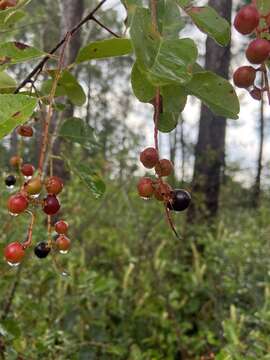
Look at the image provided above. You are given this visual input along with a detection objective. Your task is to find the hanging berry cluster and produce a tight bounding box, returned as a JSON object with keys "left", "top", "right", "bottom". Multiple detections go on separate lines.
{"left": 3, "top": 35, "right": 72, "bottom": 269}
{"left": 137, "top": 92, "right": 191, "bottom": 238}
{"left": 233, "top": 3, "right": 270, "bottom": 103}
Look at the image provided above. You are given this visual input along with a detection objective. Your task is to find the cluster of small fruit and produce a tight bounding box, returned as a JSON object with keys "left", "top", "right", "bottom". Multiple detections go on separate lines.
{"left": 233, "top": 3, "right": 270, "bottom": 100}
{"left": 137, "top": 147, "right": 191, "bottom": 213}
{"left": 3, "top": 125, "right": 71, "bottom": 267}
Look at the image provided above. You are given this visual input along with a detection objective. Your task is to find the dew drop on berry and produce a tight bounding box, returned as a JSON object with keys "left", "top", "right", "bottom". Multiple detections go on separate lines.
{"left": 7, "top": 261, "right": 20, "bottom": 267}
{"left": 61, "top": 271, "right": 70, "bottom": 277}
{"left": 29, "top": 193, "right": 40, "bottom": 199}
{"left": 59, "top": 249, "right": 69, "bottom": 255}
{"left": 9, "top": 211, "right": 18, "bottom": 217}
{"left": 6, "top": 185, "right": 15, "bottom": 190}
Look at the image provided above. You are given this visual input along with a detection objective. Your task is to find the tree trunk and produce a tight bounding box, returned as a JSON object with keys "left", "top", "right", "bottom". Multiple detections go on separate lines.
{"left": 252, "top": 96, "right": 265, "bottom": 207}
{"left": 188, "top": 0, "right": 232, "bottom": 222}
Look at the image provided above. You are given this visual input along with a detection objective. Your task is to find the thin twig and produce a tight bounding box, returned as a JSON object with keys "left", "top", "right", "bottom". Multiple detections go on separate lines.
{"left": 91, "top": 15, "right": 120, "bottom": 38}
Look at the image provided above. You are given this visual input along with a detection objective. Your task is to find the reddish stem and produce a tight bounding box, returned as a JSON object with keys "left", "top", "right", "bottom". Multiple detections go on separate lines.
{"left": 23, "top": 211, "right": 35, "bottom": 249}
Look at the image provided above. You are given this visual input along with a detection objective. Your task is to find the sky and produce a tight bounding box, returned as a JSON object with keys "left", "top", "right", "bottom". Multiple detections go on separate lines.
{"left": 104, "top": 0, "right": 270, "bottom": 187}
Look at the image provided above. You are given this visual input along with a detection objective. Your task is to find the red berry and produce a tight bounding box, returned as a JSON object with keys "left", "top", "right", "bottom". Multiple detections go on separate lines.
{"left": 154, "top": 182, "right": 172, "bottom": 201}
{"left": 233, "top": 66, "right": 256, "bottom": 88}
{"left": 9, "top": 155, "right": 22, "bottom": 167}
{"left": 140, "top": 147, "right": 159, "bottom": 169}
{"left": 234, "top": 5, "right": 260, "bottom": 35}
{"left": 137, "top": 177, "right": 154, "bottom": 198}
{"left": 155, "top": 159, "right": 173, "bottom": 177}
{"left": 250, "top": 87, "right": 262, "bottom": 100}
{"left": 4, "top": 242, "right": 25, "bottom": 264}
{"left": 21, "top": 163, "right": 35, "bottom": 177}
{"left": 45, "top": 176, "right": 63, "bottom": 195}
{"left": 56, "top": 235, "right": 71, "bottom": 252}
{"left": 246, "top": 39, "right": 270, "bottom": 64}
{"left": 0, "top": 0, "right": 17, "bottom": 10}
{"left": 8, "top": 193, "right": 28, "bottom": 214}
{"left": 43, "top": 195, "right": 60, "bottom": 215}
{"left": 17, "top": 125, "right": 33, "bottom": 137}
{"left": 55, "top": 220, "right": 69, "bottom": 234}
{"left": 25, "top": 176, "right": 42, "bottom": 195}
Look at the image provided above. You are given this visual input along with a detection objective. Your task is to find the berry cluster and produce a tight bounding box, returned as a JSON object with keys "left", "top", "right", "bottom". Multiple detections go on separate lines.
{"left": 137, "top": 147, "right": 191, "bottom": 222}
{"left": 233, "top": 4, "right": 270, "bottom": 101}
{"left": 4, "top": 125, "right": 71, "bottom": 267}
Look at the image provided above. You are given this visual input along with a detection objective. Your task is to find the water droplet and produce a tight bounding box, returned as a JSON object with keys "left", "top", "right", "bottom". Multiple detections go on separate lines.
{"left": 24, "top": 175, "right": 32, "bottom": 181}
{"left": 59, "top": 250, "right": 69, "bottom": 255}
{"left": 6, "top": 185, "right": 14, "bottom": 190}
{"left": 9, "top": 211, "right": 18, "bottom": 217}
{"left": 140, "top": 196, "right": 150, "bottom": 201}
{"left": 7, "top": 261, "right": 20, "bottom": 267}
{"left": 61, "top": 271, "right": 70, "bottom": 277}
{"left": 30, "top": 193, "right": 40, "bottom": 199}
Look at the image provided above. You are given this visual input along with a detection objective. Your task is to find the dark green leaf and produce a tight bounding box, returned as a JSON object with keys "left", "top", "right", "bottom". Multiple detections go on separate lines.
{"left": 0, "top": 42, "right": 45, "bottom": 66}
{"left": 131, "top": 61, "right": 155, "bottom": 102}
{"left": 157, "top": 0, "right": 185, "bottom": 39}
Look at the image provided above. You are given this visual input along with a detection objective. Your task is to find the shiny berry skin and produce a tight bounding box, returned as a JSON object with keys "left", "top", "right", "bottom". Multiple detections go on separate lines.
{"left": 21, "top": 163, "right": 35, "bottom": 177}
{"left": 234, "top": 5, "right": 260, "bottom": 35}
{"left": 246, "top": 39, "right": 270, "bottom": 64}
{"left": 17, "top": 125, "right": 33, "bottom": 137}
{"left": 154, "top": 182, "right": 172, "bottom": 201}
{"left": 250, "top": 87, "right": 262, "bottom": 100}
{"left": 137, "top": 177, "right": 154, "bottom": 198}
{"left": 155, "top": 159, "right": 173, "bottom": 177}
{"left": 25, "top": 176, "right": 42, "bottom": 195}
{"left": 34, "top": 242, "right": 51, "bottom": 259}
{"left": 5, "top": 175, "right": 16, "bottom": 187}
{"left": 0, "top": 0, "right": 17, "bottom": 10}
{"left": 9, "top": 155, "right": 22, "bottom": 167}
{"left": 55, "top": 220, "right": 69, "bottom": 234}
{"left": 56, "top": 235, "right": 71, "bottom": 252}
{"left": 4, "top": 242, "right": 25, "bottom": 264}
{"left": 167, "top": 189, "right": 191, "bottom": 212}
{"left": 140, "top": 147, "right": 159, "bottom": 169}
{"left": 8, "top": 193, "right": 28, "bottom": 214}
{"left": 43, "top": 195, "right": 60, "bottom": 215}
{"left": 233, "top": 66, "right": 256, "bottom": 88}
{"left": 45, "top": 176, "right": 63, "bottom": 195}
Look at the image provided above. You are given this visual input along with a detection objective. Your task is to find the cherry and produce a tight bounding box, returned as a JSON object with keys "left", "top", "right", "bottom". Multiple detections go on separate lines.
{"left": 234, "top": 5, "right": 260, "bottom": 35}
{"left": 9, "top": 155, "right": 22, "bottom": 167}
{"left": 246, "top": 39, "right": 270, "bottom": 64}
{"left": 250, "top": 87, "right": 262, "bottom": 100}
{"left": 43, "top": 194, "right": 60, "bottom": 215}
{"left": 154, "top": 182, "right": 172, "bottom": 201}
{"left": 155, "top": 159, "right": 173, "bottom": 177}
{"left": 233, "top": 66, "right": 256, "bottom": 88}
{"left": 25, "top": 176, "right": 42, "bottom": 195}
{"left": 0, "top": 0, "right": 17, "bottom": 10}
{"left": 34, "top": 242, "right": 51, "bottom": 259}
{"left": 4, "top": 242, "right": 25, "bottom": 265}
{"left": 55, "top": 220, "right": 69, "bottom": 234}
{"left": 8, "top": 193, "right": 28, "bottom": 214}
{"left": 45, "top": 176, "right": 63, "bottom": 195}
{"left": 17, "top": 125, "right": 33, "bottom": 137}
{"left": 5, "top": 174, "right": 16, "bottom": 187}
{"left": 137, "top": 177, "right": 154, "bottom": 198}
{"left": 56, "top": 235, "right": 71, "bottom": 253}
{"left": 140, "top": 147, "right": 159, "bottom": 169}
{"left": 167, "top": 189, "right": 191, "bottom": 212}
{"left": 21, "top": 163, "right": 35, "bottom": 177}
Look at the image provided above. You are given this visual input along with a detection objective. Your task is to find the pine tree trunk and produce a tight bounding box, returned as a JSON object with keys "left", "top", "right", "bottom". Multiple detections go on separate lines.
{"left": 188, "top": 0, "right": 232, "bottom": 222}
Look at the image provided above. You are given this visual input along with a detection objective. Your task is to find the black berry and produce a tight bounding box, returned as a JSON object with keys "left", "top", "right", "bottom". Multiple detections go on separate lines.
{"left": 5, "top": 175, "right": 16, "bottom": 187}
{"left": 34, "top": 242, "right": 51, "bottom": 259}
{"left": 167, "top": 189, "right": 191, "bottom": 212}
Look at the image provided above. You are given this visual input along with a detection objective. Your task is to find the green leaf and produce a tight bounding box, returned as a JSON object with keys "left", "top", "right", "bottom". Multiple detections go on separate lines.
{"left": 0, "top": 0, "right": 31, "bottom": 27}
{"left": 174, "top": 0, "right": 191, "bottom": 7}
{"left": 0, "top": 94, "right": 37, "bottom": 139}
{"left": 257, "top": 0, "right": 270, "bottom": 15}
{"left": 4, "top": 10, "right": 26, "bottom": 27}
{"left": 0, "top": 42, "right": 45, "bottom": 66}
{"left": 131, "top": 61, "right": 155, "bottom": 102}
{"left": 185, "top": 71, "right": 239, "bottom": 119}
{"left": 130, "top": 7, "right": 197, "bottom": 86}
{"left": 186, "top": 6, "right": 230, "bottom": 46}
{"left": 0, "top": 71, "right": 16, "bottom": 92}
{"left": 66, "top": 159, "right": 106, "bottom": 199}
{"left": 157, "top": 0, "right": 185, "bottom": 39}
{"left": 76, "top": 38, "right": 133, "bottom": 63}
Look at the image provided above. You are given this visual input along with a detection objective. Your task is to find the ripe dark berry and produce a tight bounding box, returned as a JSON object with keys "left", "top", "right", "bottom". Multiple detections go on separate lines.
{"left": 55, "top": 220, "right": 69, "bottom": 234}
{"left": 137, "top": 177, "right": 154, "bottom": 198}
{"left": 5, "top": 175, "right": 16, "bottom": 187}
{"left": 8, "top": 193, "right": 28, "bottom": 214}
{"left": 140, "top": 147, "right": 159, "bottom": 169}
{"left": 155, "top": 159, "right": 173, "bottom": 177}
{"left": 21, "top": 163, "right": 35, "bottom": 177}
{"left": 250, "top": 87, "right": 262, "bottom": 100}
{"left": 234, "top": 5, "right": 260, "bottom": 35}
{"left": 233, "top": 66, "right": 256, "bottom": 88}
{"left": 34, "top": 242, "right": 51, "bottom": 259}
{"left": 17, "top": 125, "right": 33, "bottom": 137}
{"left": 43, "top": 194, "right": 60, "bottom": 215}
{"left": 25, "top": 176, "right": 42, "bottom": 195}
{"left": 167, "top": 189, "right": 191, "bottom": 212}
{"left": 4, "top": 242, "right": 25, "bottom": 265}
{"left": 9, "top": 155, "right": 22, "bottom": 167}
{"left": 246, "top": 39, "right": 270, "bottom": 64}
{"left": 154, "top": 182, "right": 172, "bottom": 201}
{"left": 56, "top": 235, "right": 71, "bottom": 253}
{"left": 45, "top": 176, "right": 63, "bottom": 195}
